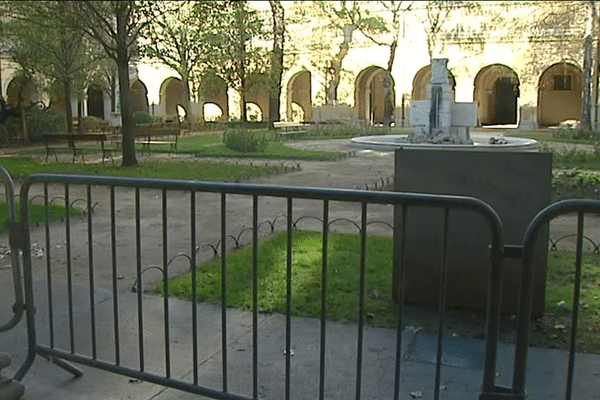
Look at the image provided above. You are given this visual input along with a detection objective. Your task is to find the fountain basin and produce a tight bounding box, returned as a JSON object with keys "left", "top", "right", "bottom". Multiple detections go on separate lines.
{"left": 350, "top": 134, "right": 539, "bottom": 152}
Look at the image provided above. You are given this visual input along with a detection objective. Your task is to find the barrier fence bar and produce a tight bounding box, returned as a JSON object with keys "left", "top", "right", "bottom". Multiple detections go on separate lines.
{"left": 221, "top": 192, "right": 228, "bottom": 392}
{"left": 11, "top": 172, "right": 508, "bottom": 400}
{"left": 319, "top": 200, "right": 329, "bottom": 400}
{"left": 65, "top": 184, "right": 75, "bottom": 354}
{"left": 162, "top": 189, "right": 171, "bottom": 379}
{"left": 355, "top": 202, "right": 367, "bottom": 400}
{"left": 110, "top": 186, "right": 121, "bottom": 366}
{"left": 512, "top": 199, "right": 600, "bottom": 399}
{"left": 394, "top": 204, "right": 408, "bottom": 400}
{"left": 135, "top": 188, "right": 145, "bottom": 372}
{"left": 565, "top": 212, "right": 584, "bottom": 400}
{"left": 434, "top": 209, "right": 450, "bottom": 400}
{"left": 285, "top": 197, "right": 293, "bottom": 400}
{"left": 0, "top": 167, "right": 24, "bottom": 333}
{"left": 252, "top": 195, "right": 259, "bottom": 400}
{"left": 45, "top": 184, "right": 55, "bottom": 349}
{"left": 190, "top": 191, "right": 199, "bottom": 385}
{"left": 87, "top": 184, "right": 97, "bottom": 360}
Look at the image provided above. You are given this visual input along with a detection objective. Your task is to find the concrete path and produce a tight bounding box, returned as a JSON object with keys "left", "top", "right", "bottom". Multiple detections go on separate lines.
{"left": 1, "top": 138, "right": 600, "bottom": 399}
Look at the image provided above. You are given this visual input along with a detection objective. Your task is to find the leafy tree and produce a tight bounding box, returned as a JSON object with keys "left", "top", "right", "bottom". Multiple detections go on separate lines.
{"left": 203, "top": 0, "right": 268, "bottom": 122}
{"left": 139, "top": 1, "right": 225, "bottom": 123}
{"left": 3, "top": 1, "right": 107, "bottom": 139}
{"left": 347, "top": 1, "right": 413, "bottom": 125}
{"left": 268, "top": 0, "right": 285, "bottom": 128}
{"left": 63, "top": 1, "right": 165, "bottom": 167}
{"left": 300, "top": 1, "right": 360, "bottom": 105}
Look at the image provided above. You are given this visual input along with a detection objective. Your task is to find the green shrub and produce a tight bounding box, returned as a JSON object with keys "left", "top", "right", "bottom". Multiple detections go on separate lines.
{"left": 133, "top": 111, "right": 157, "bottom": 126}
{"left": 223, "top": 127, "right": 269, "bottom": 152}
{"left": 25, "top": 107, "right": 67, "bottom": 141}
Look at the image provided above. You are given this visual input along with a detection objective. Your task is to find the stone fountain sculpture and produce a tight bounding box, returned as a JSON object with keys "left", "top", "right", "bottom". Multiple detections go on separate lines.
{"left": 409, "top": 58, "right": 477, "bottom": 144}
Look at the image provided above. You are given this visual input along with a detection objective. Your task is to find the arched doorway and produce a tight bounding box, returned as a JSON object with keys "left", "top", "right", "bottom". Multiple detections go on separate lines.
{"left": 538, "top": 62, "right": 582, "bottom": 127}
{"left": 287, "top": 71, "right": 312, "bottom": 123}
{"left": 290, "top": 102, "right": 304, "bottom": 123}
{"left": 355, "top": 66, "right": 394, "bottom": 125}
{"left": 411, "top": 64, "right": 456, "bottom": 100}
{"left": 87, "top": 87, "right": 105, "bottom": 119}
{"left": 473, "top": 64, "right": 520, "bottom": 125}
{"left": 246, "top": 102, "right": 263, "bottom": 122}
{"left": 246, "top": 75, "right": 269, "bottom": 121}
{"left": 6, "top": 77, "right": 33, "bottom": 106}
{"left": 203, "top": 103, "right": 224, "bottom": 122}
{"left": 131, "top": 79, "right": 149, "bottom": 114}
{"left": 199, "top": 73, "right": 229, "bottom": 122}
{"left": 161, "top": 77, "right": 186, "bottom": 117}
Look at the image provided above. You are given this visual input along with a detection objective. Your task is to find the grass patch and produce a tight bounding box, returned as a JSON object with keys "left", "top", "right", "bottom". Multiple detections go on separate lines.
{"left": 0, "top": 156, "right": 281, "bottom": 181}
{"left": 159, "top": 231, "right": 397, "bottom": 327}
{"left": 0, "top": 201, "right": 81, "bottom": 233}
{"left": 506, "top": 129, "right": 600, "bottom": 146}
{"left": 151, "top": 133, "right": 346, "bottom": 161}
{"left": 530, "top": 250, "right": 600, "bottom": 353}
{"left": 162, "top": 232, "right": 600, "bottom": 354}
{"left": 191, "top": 141, "right": 346, "bottom": 161}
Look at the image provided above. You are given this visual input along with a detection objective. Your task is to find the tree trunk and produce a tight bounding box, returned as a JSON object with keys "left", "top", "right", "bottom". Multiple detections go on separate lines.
{"left": 77, "top": 100, "right": 83, "bottom": 134}
{"left": 182, "top": 74, "right": 193, "bottom": 123}
{"left": 19, "top": 105, "right": 28, "bottom": 145}
{"left": 268, "top": 0, "right": 284, "bottom": 130}
{"left": 383, "top": 39, "right": 398, "bottom": 127}
{"left": 116, "top": 6, "right": 137, "bottom": 166}
{"left": 64, "top": 79, "right": 74, "bottom": 136}
{"left": 327, "top": 25, "right": 355, "bottom": 105}
{"left": 582, "top": 34, "right": 593, "bottom": 132}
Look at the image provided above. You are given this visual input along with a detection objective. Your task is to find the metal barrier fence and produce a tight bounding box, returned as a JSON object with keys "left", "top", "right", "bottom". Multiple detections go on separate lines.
{"left": 0, "top": 167, "right": 24, "bottom": 333}
{"left": 509, "top": 200, "right": 600, "bottom": 400}
{"left": 5, "top": 172, "right": 510, "bottom": 399}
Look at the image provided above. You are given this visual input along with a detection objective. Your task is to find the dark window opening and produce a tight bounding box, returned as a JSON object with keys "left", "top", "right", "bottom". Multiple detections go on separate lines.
{"left": 554, "top": 75, "right": 572, "bottom": 91}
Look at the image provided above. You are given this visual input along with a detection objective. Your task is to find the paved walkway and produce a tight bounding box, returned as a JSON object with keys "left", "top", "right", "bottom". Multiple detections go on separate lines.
{"left": 1, "top": 138, "right": 600, "bottom": 399}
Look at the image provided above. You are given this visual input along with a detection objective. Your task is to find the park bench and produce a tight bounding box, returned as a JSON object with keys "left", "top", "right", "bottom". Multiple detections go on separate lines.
{"left": 273, "top": 122, "right": 307, "bottom": 140}
{"left": 43, "top": 132, "right": 118, "bottom": 164}
{"left": 133, "top": 122, "right": 181, "bottom": 154}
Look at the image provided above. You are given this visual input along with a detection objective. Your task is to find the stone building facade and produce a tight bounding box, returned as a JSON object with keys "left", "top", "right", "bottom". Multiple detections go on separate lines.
{"left": 0, "top": 1, "right": 593, "bottom": 129}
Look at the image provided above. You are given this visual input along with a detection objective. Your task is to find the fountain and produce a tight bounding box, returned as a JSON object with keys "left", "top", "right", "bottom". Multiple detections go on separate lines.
{"left": 350, "top": 58, "right": 539, "bottom": 152}
{"left": 352, "top": 59, "right": 550, "bottom": 316}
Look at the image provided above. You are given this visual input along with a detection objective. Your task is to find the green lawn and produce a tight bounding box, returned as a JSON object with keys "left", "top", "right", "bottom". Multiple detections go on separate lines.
{"left": 506, "top": 129, "right": 600, "bottom": 146}
{"left": 0, "top": 201, "right": 81, "bottom": 233}
{"left": 159, "top": 231, "right": 398, "bottom": 327}
{"left": 0, "top": 156, "right": 282, "bottom": 181}
{"left": 160, "top": 231, "right": 600, "bottom": 353}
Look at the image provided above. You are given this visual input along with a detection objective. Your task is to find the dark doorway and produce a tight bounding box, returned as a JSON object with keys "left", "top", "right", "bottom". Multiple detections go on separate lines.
{"left": 492, "top": 77, "right": 518, "bottom": 124}
{"left": 87, "top": 88, "right": 104, "bottom": 119}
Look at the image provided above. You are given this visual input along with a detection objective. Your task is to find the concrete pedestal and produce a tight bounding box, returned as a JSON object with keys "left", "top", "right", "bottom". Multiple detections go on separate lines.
{"left": 393, "top": 149, "right": 552, "bottom": 317}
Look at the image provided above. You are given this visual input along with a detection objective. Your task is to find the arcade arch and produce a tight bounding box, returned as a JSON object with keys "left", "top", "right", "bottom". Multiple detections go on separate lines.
{"left": 411, "top": 64, "right": 455, "bottom": 100}
{"left": 473, "top": 64, "right": 520, "bottom": 125}
{"left": 203, "top": 103, "right": 224, "bottom": 122}
{"left": 355, "top": 66, "right": 394, "bottom": 125}
{"left": 161, "top": 77, "right": 186, "bottom": 117}
{"left": 6, "top": 77, "right": 33, "bottom": 106}
{"left": 287, "top": 71, "right": 312, "bottom": 123}
{"left": 131, "top": 79, "right": 149, "bottom": 114}
{"left": 200, "top": 75, "right": 229, "bottom": 122}
{"left": 290, "top": 102, "right": 305, "bottom": 123}
{"left": 87, "top": 87, "right": 105, "bottom": 119}
{"left": 246, "top": 102, "right": 263, "bottom": 122}
{"left": 538, "top": 62, "right": 582, "bottom": 127}
{"left": 246, "top": 78, "right": 269, "bottom": 122}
